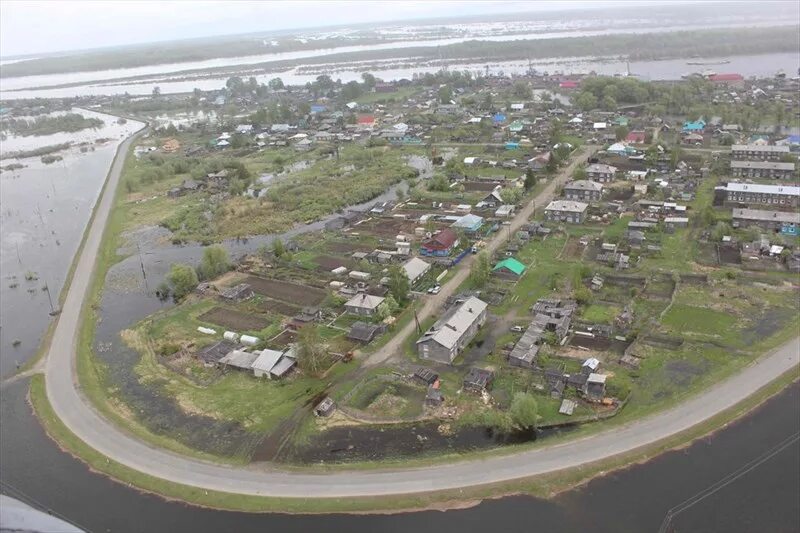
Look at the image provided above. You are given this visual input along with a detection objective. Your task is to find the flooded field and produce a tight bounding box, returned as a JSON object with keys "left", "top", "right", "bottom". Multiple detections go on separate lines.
{"left": 283, "top": 420, "right": 564, "bottom": 464}
{"left": 0, "top": 109, "right": 143, "bottom": 377}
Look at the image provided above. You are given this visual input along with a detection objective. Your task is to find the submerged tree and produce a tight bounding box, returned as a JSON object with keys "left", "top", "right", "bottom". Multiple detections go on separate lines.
{"left": 167, "top": 263, "right": 198, "bottom": 301}
{"left": 196, "top": 245, "right": 231, "bottom": 281}
{"left": 509, "top": 392, "right": 538, "bottom": 430}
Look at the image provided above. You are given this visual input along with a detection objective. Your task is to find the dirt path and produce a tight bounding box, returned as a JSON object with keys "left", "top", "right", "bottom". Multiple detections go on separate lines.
{"left": 362, "top": 145, "right": 597, "bottom": 367}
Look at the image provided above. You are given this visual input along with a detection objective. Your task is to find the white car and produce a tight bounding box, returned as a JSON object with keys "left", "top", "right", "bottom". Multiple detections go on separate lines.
{"left": 510, "top": 325, "right": 525, "bottom": 332}
{"left": 428, "top": 285, "right": 441, "bottom": 295}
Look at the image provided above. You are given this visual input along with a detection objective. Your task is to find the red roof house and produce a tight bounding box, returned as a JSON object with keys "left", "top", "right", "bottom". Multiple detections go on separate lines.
{"left": 708, "top": 73, "right": 744, "bottom": 87}
{"left": 559, "top": 80, "right": 580, "bottom": 89}
{"left": 625, "top": 130, "right": 647, "bottom": 144}
{"left": 420, "top": 228, "right": 459, "bottom": 256}
{"left": 357, "top": 114, "right": 376, "bottom": 126}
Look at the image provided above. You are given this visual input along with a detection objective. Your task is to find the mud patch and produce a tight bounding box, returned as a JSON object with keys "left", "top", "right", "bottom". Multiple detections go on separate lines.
{"left": 244, "top": 275, "right": 326, "bottom": 306}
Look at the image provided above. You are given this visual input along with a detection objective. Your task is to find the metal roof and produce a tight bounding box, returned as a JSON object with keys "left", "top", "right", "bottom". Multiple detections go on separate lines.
{"left": 345, "top": 293, "right": 385, "bottom": 310}
{"left": 402, "top": 257, "right": 431, "bottom": 281}
{"left": 493, "top": 257, "right": 526, "bottom": 275}
{"left": 730, "top": 160, "right": 795, "bottom": 170}
{"left": 732, "top": 208, "right": 800, "bottom": 224}
{"left": 545, "top": 200, "right": 589, "bottom": 213}
{"left": 251, "top": 349, "right": 283, "bottom": 373}
{"left": 566, "top": 179, "right": 604, "bottom": 191}
{"left": 417, "top": 296, "right": 487, "bottom": 350}
{"left": 726, "top": 182, "right": 800, "bottom": 196}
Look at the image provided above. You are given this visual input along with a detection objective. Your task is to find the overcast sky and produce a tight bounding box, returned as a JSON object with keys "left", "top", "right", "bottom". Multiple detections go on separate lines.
{"left": 0, "top": 0, "right": 621, "bottom": 57}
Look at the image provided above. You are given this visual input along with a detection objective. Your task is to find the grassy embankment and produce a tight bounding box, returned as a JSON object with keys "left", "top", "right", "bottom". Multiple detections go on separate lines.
{"left": 29, "top": 365, "right": 799, "bottom": 513}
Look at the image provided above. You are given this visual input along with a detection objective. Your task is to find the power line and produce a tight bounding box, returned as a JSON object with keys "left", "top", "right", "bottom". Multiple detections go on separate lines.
{"left": 0, "top": 479, "right": 91, "bottom": 532}
{"left": 657, "top": 431, "right": 800, "bottom": 533}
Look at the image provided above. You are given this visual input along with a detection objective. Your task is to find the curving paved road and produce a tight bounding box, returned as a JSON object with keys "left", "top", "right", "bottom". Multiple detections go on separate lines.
{"left": 44, "top": 129, "right": 799, "bottom": 498}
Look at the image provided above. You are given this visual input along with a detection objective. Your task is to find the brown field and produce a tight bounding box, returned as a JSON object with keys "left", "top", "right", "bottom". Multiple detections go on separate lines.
{"left": 326, "top": 241, "right": 373, "bottom": 254}
{"left": 259, "top": 298, "right": 301, "bottom": 317}
{"left": 353, "top": 217, "right": 418, "bottom": 238}
{"left": 198, "top": 307, "right": 269, "bottom": 331}
{"left": 244, "top": 276, "right": 326, "bottom": 306}
{"left": 314, "top": 254, "right": 351, "bottom": 271}
{"left": 463, "top": 181, "right": 501, "bottom": 192}
{"left": 560, "top": 237, "right": 584, "bottom": 260}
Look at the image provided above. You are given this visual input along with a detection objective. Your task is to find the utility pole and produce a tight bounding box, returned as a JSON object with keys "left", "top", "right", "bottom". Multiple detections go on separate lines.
{"left": 137, "top": 243, "right": 149, "bottom": 292}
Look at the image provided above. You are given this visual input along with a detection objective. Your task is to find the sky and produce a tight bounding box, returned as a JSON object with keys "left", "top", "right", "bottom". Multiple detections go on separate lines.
{"left": 0, "top": 0, "right": 619, "bottom": 58}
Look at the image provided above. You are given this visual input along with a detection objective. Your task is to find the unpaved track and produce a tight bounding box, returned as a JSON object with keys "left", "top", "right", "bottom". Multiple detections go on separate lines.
{"left": 43, "top": 133, "right": 799, "bottom": 498}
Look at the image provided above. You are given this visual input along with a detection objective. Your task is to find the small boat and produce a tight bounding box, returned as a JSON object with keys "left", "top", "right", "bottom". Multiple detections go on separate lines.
{"left": 686, "top": 59, "right": 731, "bottom": 66}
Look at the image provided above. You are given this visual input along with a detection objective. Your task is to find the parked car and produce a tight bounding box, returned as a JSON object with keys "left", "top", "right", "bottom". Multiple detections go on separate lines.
{"left": 428, "top": 285, "right": 441, "bottom": 295}
{"left": 510, "top": 325, "right": 525, "bottom": 332}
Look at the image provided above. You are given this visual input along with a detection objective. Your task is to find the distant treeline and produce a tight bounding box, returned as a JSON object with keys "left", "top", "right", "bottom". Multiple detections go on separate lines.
{"left": 0, "top": 142, "right": 71, "bottom": 160}
{"left": 3, "top": 24, "right": 798, "bottom": 83}
{"left": 0, "top": 113, "right": 103, "bottom": 137}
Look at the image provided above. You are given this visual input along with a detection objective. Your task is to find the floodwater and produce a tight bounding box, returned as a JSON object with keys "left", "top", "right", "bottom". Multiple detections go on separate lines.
{"left": 0, "top": 109, "right": 144, "bottom": 377}
{"left": 5, "top": 51, "right": 800, "bottom": 100}
{"left": 0, "top": 377, "right": 796, "bottom": 532}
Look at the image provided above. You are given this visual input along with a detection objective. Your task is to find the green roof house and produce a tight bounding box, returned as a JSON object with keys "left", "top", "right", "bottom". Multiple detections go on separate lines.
{"left": 493, "top": 257, "right": 526, "bottom": 278}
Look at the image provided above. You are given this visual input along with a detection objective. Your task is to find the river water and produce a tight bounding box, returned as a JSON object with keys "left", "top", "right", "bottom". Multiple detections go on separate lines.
{"left": 1, "top": 377, "right": 797, "bottom": 532}
{"left": 0, "top": 110, "right": 144, "bottom": 378}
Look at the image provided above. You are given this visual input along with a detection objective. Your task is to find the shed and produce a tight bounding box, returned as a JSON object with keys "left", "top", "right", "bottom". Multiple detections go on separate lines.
{"left": 347, "top": 321, "right": 386, "bottom": 343}
{"left": 251, "top": 349, "right": 284, "bottom": 378}
{"left": 463, "top": 368, "right": 494, "bottom": 394}
{"left": 218, "top": 349, "right": 258, "bottom": 371}
{"left": 196, "top": 340, "right": 236, "bottom": 364}
{"left": 402, "top": 257, "right": 431, "bottom": 284}
{"left": 413, "top": 367, "right": 439, "bottom": 386}
{"left": 314, "top": 397, "right": 336, "bottom": 417}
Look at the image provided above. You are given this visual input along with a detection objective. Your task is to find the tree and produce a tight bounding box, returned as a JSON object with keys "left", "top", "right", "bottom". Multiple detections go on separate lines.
{"left": 226, "top": 76, "right": 244, "bottom": 94}
{"left": 511, "top": 80, "right": 532, "bottom": 99}
{"left": 615, "top": 125, "right": 629, "bottom": 141}
{"left": 524, "top": 168, "right": 537, "bottom": 191}
{"left": 575, "top": 91, "right": 598, "bottom": 111}
{"left": 268, "top": 77, "right": 284, "bottom": 90}
{"left": 438, "top": 85, "right": 453, "bottom": 104}
{"left": 151, "top": 86, "right": 161, "bottom": 96}
{"left": 572, "top": 166, "right": 587, "bottom": 180}
{"left": 601, "top": 94, "right": 617, "bottom": 111}
{"left": 383, "top": 294, "right": 400, "bottom": 314}
{"left": 509, "top": 392, "right": 538, "bottom": 430}
{"left": 574, "top": 286, "right": 593, "bottom": 305}
{"left": 469, "top": 252, "right": 491, "bottom": 288}
{"left": 712, "top": 221, "right": 731, "bottom": 241}
{"left": 427, "top": 174, "right": 450, "bottom": 192}
{"left": 340, "top": 80, "right": 362, "bottom": 100}
{"left": 361, "top": 72, "right": 376, "bottom": 90}
{"left": 272, "top": 238, "right": 285, "bottom": 258}
{"left": 500, "top": 187, "right": 522, "bottom": 204}
{"left": 197, "top": 245, "right": 231, "bottom": 280}
{"left": 296, "top": 325, "right": 328, "bottom": 376}
{"left": 387, "top": 265, "right": 410, "bottom": 305}
{"left": 166, "top": 263, "right": 198, "bottom": 301}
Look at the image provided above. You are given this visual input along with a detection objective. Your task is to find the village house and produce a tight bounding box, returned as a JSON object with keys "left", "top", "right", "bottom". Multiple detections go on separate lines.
{"left": 563, "top": 180, "right": 604, "bottom": 202}
{"left": 544, "top": 200, "right": 588, "bottom": 224}
{"left": 732, "top": 208, "right": 800, "bottom": 235}
{"left": 492, "top": 257, "right": 526, "bottom": 279}
{"left": 584, "top": 373, "right": 607, "bottom": 401}
{"left": 344, "top": 293, "right": 385, "bottom": 316}
{"left": 402, "top": 257, "right": 431, "bottom": 285}
{"left": 416, "top": 296, "right": 488, "bottom": 364}
{"left": 420, "top": 228, "right": 460, "bottom": 256}
{"left": 347, "top": 321, "right": 387, "bottom": 343}
{"left": 452, "top": 213, "right": 484, "bottom": 233}
{"left": 731, "top": 144, "right": 791, "bottom": 161}
{"left": 585, "top": 163, "right": 617, "bottom": 182}
{"left": 708, "top": 73, "right": 745, "bottom": 89}
{"left": 719, "top": 182, "right": 800, "bottom": 208}
{"left": 730, "top": 160, "right": 796, "bottom": 180}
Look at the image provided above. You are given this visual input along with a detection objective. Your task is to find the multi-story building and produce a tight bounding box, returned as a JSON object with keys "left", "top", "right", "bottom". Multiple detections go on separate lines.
{"left": 563, "top": 180, "right": 604, "bottom": 202}
{"left": 730, "top": 160, "right": 796, "bottom": 180}
{"left": 544, "top": 200, "right": 589, "bottom": 223}
{"left": 731, "top": 144, "right": 791, "bottom": 161}
{"left": 416, "top": 297, "right": 488, "bottom": 364}
{"left": 720, "top": 182, "right": 800, "bottom": 208}
{"left": 731, "top": 208, "right": 800, "bottom": 236}
{"left": 585, "top": 163, "right": 617, "bottom": 183}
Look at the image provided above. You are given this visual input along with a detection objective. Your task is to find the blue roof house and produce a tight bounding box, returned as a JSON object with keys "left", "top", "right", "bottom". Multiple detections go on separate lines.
{"left": 682, "top": 119, "right": 706, "bottom": 133}
{"left": 493, "top": 113, "right": 507, "bottom": 124}
{"left": 452, "top": 214, "right": 484, "bottom": 233}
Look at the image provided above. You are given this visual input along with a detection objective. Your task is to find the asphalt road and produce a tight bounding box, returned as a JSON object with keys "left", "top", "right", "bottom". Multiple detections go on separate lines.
{"left": 43, "top": 133, "right": 799, "bottom": 498}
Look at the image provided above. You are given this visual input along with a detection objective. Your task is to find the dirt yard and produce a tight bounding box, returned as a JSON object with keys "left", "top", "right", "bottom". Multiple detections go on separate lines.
{"left": 244, "top": 276, "right": 326, "bottom": 306}
{"left": 198, "top": 307, "right": 269, "bottom": 331}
